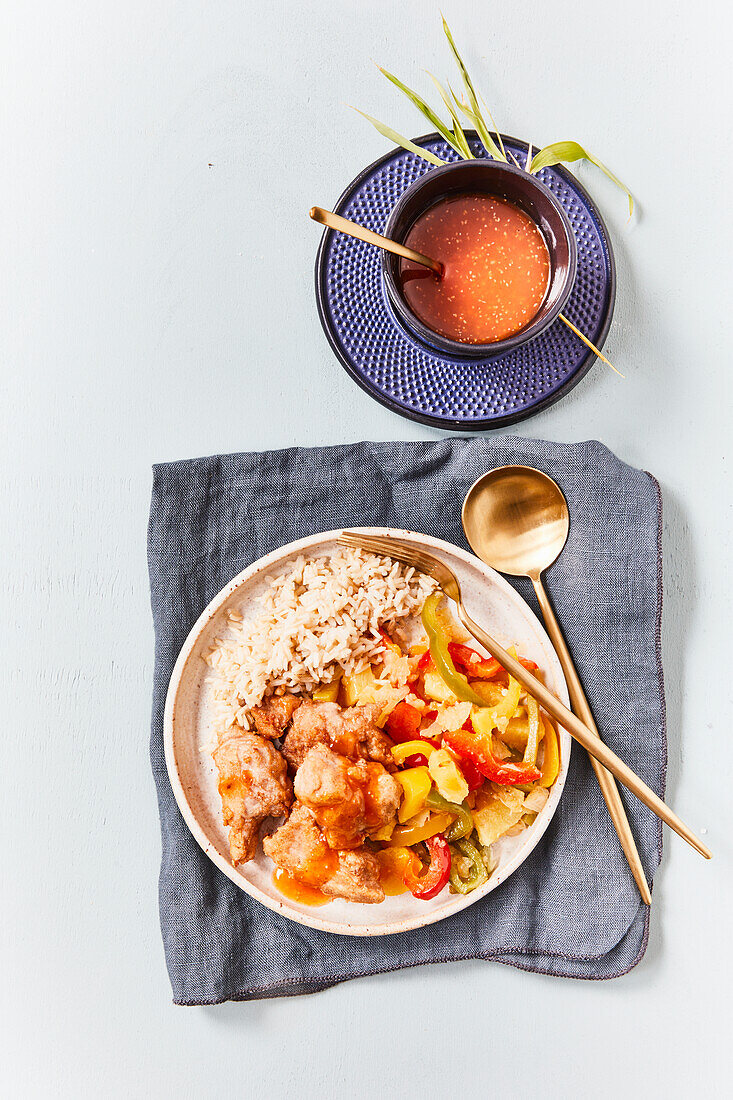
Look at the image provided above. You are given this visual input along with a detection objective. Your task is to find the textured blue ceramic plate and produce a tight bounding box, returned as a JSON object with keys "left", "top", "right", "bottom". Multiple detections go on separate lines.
{"left": 315, "top": 133, "right": 616, "bottom": 430}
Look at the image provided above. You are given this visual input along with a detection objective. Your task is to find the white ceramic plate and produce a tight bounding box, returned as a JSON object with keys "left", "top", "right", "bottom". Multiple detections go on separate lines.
{"left": 164, "top": 528, "right": 571, "bottom": 936}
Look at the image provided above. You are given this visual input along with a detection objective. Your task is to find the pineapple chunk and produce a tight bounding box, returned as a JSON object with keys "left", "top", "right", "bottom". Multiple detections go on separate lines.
{"left": 428, "top": 749, "right": 469, "bottom": 804}
{"left": 423, "top": 669, "right": 459, "bottom": 704}
{"left": 472, "top": 784, "right": 525, "bottom": 847}
{"left": 341, "top": 666, "right": 406, "bottom": 725}
{"left": 342, "top": 667, "right": 378, "bottom": 705}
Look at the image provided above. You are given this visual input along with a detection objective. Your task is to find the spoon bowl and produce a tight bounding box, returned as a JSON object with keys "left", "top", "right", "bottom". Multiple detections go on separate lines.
{"left": 462, "top": 465, "right": 569, "bottom": 580}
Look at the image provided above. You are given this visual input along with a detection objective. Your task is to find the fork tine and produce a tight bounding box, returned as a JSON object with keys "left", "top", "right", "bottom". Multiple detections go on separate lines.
{"left": 338, "top": 531, "right": 425, "bottom": 569}
{"left": 337, "top": 531, "right": 459, "bottom": 595}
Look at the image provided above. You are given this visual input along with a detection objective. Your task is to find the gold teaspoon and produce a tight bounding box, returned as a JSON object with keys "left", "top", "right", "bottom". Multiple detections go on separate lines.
{"left": 309, "top": 206, "right": 443, "bottom": 276}
{"left": 463, "top": 465, "right": 656, "bottom": 902}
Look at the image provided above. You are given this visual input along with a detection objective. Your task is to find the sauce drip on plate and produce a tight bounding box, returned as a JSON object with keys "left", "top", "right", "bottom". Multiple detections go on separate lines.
{"left": 273, "top": 868, "right": 332, "bottom": 906}
{"left": 399, "top": 193, "right": 550, "bottom": 344}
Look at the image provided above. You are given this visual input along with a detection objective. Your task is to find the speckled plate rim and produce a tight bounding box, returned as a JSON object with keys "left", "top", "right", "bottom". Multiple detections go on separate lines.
{"left": 164, "top": 527, "right": 571, "bottom": 938}
{"left": 315, "top": 132, "right": 616, "bottom": 431}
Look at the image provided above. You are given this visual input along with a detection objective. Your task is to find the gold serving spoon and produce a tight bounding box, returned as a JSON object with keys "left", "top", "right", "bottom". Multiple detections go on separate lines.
{"left": 338, "top": 530, "right": 711, "bottom": 860}
{"left": 309, "top": 206, "right": 443, "bottom": 276}
{"left": 462, "top": 465, "right": 652, "bottom": 903}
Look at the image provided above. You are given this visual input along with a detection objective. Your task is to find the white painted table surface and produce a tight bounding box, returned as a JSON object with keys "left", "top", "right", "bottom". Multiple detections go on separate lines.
{"left": 2, "top": 1, "right": 731, "bottom": 1096}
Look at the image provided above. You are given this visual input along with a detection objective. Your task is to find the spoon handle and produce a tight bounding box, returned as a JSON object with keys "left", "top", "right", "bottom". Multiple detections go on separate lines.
{"left": 456, "top": 602, "right": 712, "bottom": 860}
{"left": 530, "top": 576, "right": 652, "bottom": 904}
{"left": 309, "top": 206, "right": 443, "bottom": 276}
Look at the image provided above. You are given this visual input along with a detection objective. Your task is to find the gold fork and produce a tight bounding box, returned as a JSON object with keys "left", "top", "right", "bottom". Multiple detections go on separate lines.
{"left": 338, "top": 530, "right": 711, "bottom": 860}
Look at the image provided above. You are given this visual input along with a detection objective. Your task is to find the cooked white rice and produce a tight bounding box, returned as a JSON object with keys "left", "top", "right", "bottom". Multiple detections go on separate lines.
{"left": 205, "top": 547, "right": 435, "bottom": 740}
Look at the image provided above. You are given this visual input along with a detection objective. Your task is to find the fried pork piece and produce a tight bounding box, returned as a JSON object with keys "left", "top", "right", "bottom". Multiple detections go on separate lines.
{"left": 249, "top": 694, "right": 301, "bottom": 740}
{"left": 213, "top": 733, "right": 293, "bottom": 864}
{"left": 323, "top": 849, "right": 384, "bottom": 905}
{"left": 294, "top": 743, "right": 400, "bottom": 849}
{"left": 263, "top": 803, "right": 384, "bottom": 903}
{"left": 282, "top": 701, "right": 394, "bottom": 771}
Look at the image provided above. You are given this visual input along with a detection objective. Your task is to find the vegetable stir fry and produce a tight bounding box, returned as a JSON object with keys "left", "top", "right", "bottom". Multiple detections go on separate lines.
{"left": 345, "top": 592, "right": 561, "bottom": 900}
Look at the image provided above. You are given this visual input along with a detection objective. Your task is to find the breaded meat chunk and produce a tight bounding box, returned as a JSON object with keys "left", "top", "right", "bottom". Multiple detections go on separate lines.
{"left": 294, "top": 743, "right": 400, "bottom": 849}
{"left": 263, "top": 803, "right": 384, "bottom": 904}
{"left": 249, "top": 694, "right": 301, "bottom": 740}
{"left": 282, "top": 701, "right": 394, "bottom": 771}
{"left": 213, "top": 732, "right": 292, "bottom": 864}
{"left": 263, "top": 803, "right": 335, "bottom": 882}
{"left": 321, "top": 849, "right": 384, "bottom": 904}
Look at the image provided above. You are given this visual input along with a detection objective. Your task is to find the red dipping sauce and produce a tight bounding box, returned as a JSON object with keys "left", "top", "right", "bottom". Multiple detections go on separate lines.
{"left": 399, "top": 193, "right": 550, "bottom": 344}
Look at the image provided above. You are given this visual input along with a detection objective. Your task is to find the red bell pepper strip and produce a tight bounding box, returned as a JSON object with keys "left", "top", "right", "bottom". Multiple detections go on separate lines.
{"left": 448, "top": 643, "right": 502, "bottom": 680}
{"left": 448, "top": 643, "right": 538, "bottom": 681}
{"left": 385, "top": 700, "right": 422, "bottom": 743}
{"left": 409, "top": 651, "right": 433, "bottom": 702}
{"left": 403, "top": 834, "right": 452, "bottom": 900}
{"left": 444, "top": 726, "right": 541, "bottom": 786}
{"left": 385, "top": 702, "right": 441, "bottom": 763}
{"left": 404, "top": 752, "right": 429, "bottom": 768}
{"left": 456, "top": 724, "right": 486, "bottom": 791}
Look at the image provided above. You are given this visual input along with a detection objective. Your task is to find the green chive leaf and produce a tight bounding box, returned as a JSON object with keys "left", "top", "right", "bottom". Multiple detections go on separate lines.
{"left": 424, "top": 71, "right": 473, "bottom": 158}
{"left": 378, "top": 67, "right": 466, "bottom": 159}
{"left": 531, "top": 140, "right": 634, "bottom": 216}
{"left": 442, "top": 17, "right": 507, "bottom": 161}
{"left": 349, "top": 107, "right": 446, "bottom": 166}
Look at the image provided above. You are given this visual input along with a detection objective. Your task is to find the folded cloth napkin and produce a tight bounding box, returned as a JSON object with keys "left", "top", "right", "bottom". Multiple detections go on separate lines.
{"left": 148, "top": 438, "right": 666, "bottom": 1004}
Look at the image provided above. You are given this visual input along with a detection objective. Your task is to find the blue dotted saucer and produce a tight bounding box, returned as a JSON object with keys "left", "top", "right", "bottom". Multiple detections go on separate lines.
{"left": 315, "top": 133, "right": 616, "bottom": 430}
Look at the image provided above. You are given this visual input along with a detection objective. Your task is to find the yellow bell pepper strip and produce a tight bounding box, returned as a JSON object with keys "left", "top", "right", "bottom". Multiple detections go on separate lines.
{"left": 539, "top": 716, "right": 560, "bottom": 787}
{"left": 375, "top": 847, "right": 422, "bottom": 895}
{"left": 444, "top": 726, "right": 541, "bottom": 785}
{"left": 493, "top": 673, "right": 522, "bottom": 720}
{"left": 312, "top": 679, "right": 340, "bottom": 702}
{"left": 421, "top": 592, "right": 489, "bottom": 707}
{"left": 469, "top": 668, "right": 522, "bottom": 761}
{"left": 402, "top": 834, "right": 452, "bottom": 900}
{"left": 396, "top": 766, "right": 432, "bottom": 823}
{"left": 387, "top": 811, "right": 453, "bottom": 846}
{"left": 500, "top": 712, "right": 547, "bottom": 753}
{"left": 523, "top": 696, "right": 541, "bottom": 766}
{"left": 449, "top": 836, "right": 489, "bottom": 894}
{"left": 426, "top": 789, "right": 473, "bottom": 841}
{"left": 391, "top": 739, "right": 436, "bottom": 765}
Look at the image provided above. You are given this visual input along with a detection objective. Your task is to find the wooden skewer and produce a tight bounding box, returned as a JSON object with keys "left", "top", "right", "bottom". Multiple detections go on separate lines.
{"left": 559, "top": 313, "right": 624, "bottom": 377}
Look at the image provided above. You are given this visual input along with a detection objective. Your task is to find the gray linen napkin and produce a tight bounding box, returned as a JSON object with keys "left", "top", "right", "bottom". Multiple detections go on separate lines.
{"left": 148, "top": 438, "right": 665, "bottom": 1003}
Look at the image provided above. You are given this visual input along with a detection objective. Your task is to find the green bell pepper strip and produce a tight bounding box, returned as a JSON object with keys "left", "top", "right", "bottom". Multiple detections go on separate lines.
{"left": 425, "top": 789, "right": 473, "bottom": 842}
{"left": 449, "top": 836, "right": 489, "bottom": 895}
{"left": 421, "top": 592, "right": 489, "bottom": 707}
